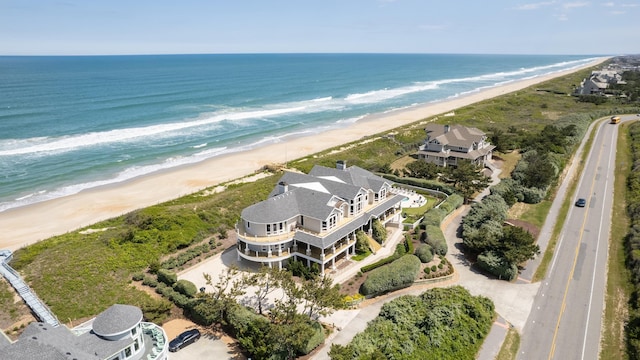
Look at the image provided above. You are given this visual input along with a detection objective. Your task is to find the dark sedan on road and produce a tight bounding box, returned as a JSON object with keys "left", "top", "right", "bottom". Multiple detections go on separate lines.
{"left": 575, "top": 198, "right": 586, "bottom": 207}
{"left": 169, "top": 328, "right": 201, "bottom": 352}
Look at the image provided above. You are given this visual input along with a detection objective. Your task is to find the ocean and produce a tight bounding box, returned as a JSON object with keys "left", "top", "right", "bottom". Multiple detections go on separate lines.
{"left": 0, "top": 53, "right": 598, "bottom": 212}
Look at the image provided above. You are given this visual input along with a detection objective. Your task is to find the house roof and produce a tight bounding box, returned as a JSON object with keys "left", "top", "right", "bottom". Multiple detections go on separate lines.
{"left": 92, "top": 304, "right": 142, "bottom": 337}
{"left": 293, "top": 194, "right": 404, "bottom": 249}
{"left": 424, "top": 124, "right": 487, "bottom": 148}
{"left": 0, "top": 304, "right": 145, "bottom": 360}
{"left": 241, "top": 165, "right": 393, "bottom": 224}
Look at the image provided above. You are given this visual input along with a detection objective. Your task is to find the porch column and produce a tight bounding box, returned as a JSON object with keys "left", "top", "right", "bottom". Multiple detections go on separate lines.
{"left": 332, "top": 258, "right": 336, "bottom": 270}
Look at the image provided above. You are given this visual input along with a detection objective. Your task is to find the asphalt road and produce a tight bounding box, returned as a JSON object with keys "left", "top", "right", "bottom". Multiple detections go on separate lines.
{"left": 518, "top": 116, "right": 625, "bottom": 360}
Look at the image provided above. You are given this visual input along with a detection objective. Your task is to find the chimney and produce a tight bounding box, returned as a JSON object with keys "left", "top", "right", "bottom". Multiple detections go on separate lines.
{"left": 277, "top": 181, "right": 288, "bottom": 194}
{"left": 444, "top": 124, "right": 450, "bottom": 133}
{"left": 336, "top": 160, "right": 347, "bottom": 171}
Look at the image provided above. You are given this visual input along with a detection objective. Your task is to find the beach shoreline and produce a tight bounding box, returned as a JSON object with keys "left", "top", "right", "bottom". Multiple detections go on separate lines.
{"left": 0, "top": 57, "right": 609, "bottom": 251}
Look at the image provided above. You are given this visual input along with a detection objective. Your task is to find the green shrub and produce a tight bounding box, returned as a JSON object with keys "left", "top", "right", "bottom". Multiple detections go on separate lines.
{"left": 425, "top": 225, "right": 448, "bottom": 255}
{"left": 438, "top": 193, "right": 464, "bottom": 213}
{"left": 155, "top": 282, "right": 167, "bottom": 294}
{"left": 431, "top": 265, "right": 437, "bottom": 272}
{"left": 415, "top": 244, "right": 434, "bottom": 263}
{"left": 132, "top": 272, "right": 144, "bottom": 281}
{"left": 381, "top": 174, "right": 456, "bottom": 194}
{"left": 142, "top": 275, "right": 158, "bottom": 288}
{"left": 422, "top": 208, "right": 446, "bottom": 227}
{"left": 372, "top": 219, "right": 387, "bottom": 243}
{"left": 476, "top": 251, "right": 518, "bottom": 281}
{"left": 184, "top": 298, "right": 223, "bottom": 326}
{"left": 404, "top": 234, "right": 415, "bottom": 254}
{"left": 157, "top": 268, "right": 177, "bottom": 286}
{"left": 174, "top": 279, "right": 198, "bottom": 298}
{"left": 300, "top": 321, "right": 325, "bottom": 355}
{"left": 424, "top": 267, "right": 431, "bottom": 274}
{"left": 360, "top": 255, "right": 421, "bottom": 296}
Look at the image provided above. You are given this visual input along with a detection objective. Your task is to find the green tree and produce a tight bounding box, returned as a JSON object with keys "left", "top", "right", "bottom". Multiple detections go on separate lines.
{"left": 406, "top": 160, "right": 440, "bottom": 179}
{"left": 500, "top": 226, "right": 540, "bottom": 265}
{"left": 371, "top": 218, "right": 387, "bottom": 243}
{"left": 355, "top": 230, "right": 371, "bottom": 255}
{"left": 444, "top": 161, "right": 489, "bottom": 202}
{"left": 245, "top": 266, "right": 284, "bottom": 315}
{"left": 301, "top": 275, "right": 345, "bottom": 320}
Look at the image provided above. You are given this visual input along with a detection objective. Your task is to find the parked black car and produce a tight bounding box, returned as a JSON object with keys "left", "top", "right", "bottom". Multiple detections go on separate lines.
{"left": 575, "top": 198, "right": 586, "bottom": 207}
{"left": 169, "top": 328, "right": 201, "bottom": 352}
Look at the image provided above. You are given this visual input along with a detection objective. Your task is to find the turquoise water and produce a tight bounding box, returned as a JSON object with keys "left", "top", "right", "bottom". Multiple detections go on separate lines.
{"left": 0, "top": 54, "right": 598, "bottom": 211}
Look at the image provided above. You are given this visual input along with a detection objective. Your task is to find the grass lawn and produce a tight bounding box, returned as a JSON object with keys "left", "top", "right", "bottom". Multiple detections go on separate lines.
{"left": 600, "top": 121, "right": 634, "bottom": 360}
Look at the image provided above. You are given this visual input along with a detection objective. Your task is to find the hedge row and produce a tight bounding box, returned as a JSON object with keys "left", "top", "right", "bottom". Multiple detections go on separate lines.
{"left": 380, "top": 174, "right": 456, "bottom": 195}
{"left": 360, "top": 236, "right": 414, "bottom": 273}
{"left": 425, "top": 225, "right": 447, "bottom": 255}
{"left": 161, "top": 242, "right": 215, "bottom": 270}
{"left": 360, "top": 255, "right": 421, "bottom": 296}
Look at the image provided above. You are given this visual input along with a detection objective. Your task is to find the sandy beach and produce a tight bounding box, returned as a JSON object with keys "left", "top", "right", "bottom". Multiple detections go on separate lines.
{"left": 0, "top": 57, "right": 608, "bottom": 251}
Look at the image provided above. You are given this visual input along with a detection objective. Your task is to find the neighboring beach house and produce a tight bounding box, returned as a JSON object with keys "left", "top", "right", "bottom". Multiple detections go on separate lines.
{"left": 0, "top": 304, "right": 168, "bottom": 360}
{"left": 236, "top": 161, "right": 404, "bottom": 274}
{"left": 417, "top": 124, "right": 495, "bottom": 168}
{"left": 574, "top": 69, "right": 626, "bottom": 96}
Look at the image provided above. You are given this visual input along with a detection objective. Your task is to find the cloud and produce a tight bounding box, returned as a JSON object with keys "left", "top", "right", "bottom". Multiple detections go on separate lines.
{"left": 602, "top": 1, "right": 615, "bottom": 6}
{"left": 563, "top": 1, "right": 590, "bottom": 9}
{"left": 515, "top": 1, "right": 556, "bottom": 10}
{"left": 621, "top": 3, "right": 640, "bottom": 6}
{"left": 610, "top": 10, "right": 626, "bottom": 14}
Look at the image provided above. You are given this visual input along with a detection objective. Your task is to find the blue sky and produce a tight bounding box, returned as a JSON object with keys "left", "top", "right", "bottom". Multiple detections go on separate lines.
{"left": 1, "top": 0, "right": 638, "bottom": 55}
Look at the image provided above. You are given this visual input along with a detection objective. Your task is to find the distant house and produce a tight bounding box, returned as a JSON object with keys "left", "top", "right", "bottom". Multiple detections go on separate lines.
{"left": 236, "top": 161, "right": 404, "bottom": 274}
{"left": 417, "top": 124, "right": 495, "bottom": 168}
{"left": 0, "top": 304, "right": 168, "bottom": 360}
{"left": 574, "top": 69, "right": 625, "bottom": 96}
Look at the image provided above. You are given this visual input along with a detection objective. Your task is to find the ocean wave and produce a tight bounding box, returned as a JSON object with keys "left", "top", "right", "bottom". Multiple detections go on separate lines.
{"left": 0, "top": 95, "right": 340, "bottom": 157}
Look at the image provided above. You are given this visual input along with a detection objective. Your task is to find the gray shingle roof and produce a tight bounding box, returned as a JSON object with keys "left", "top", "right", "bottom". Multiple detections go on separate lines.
{"left": 92, "top": 304, "right": 142, "bottom": 337}
{"left": 242, "top": 164, "right": 395, "bottom": 227}
{"left": 425, "top": 123, "right": 487, "bottom": 148}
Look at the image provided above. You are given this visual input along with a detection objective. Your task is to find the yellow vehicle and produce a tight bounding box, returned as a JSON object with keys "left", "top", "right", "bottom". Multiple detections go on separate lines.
{"left": 611, "top": 116, "right": 621, "bottom": 124}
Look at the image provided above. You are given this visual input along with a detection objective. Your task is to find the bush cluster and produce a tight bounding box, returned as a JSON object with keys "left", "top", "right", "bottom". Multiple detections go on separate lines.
{"left": 361, "top": 236, "right": 415, "bottom": 273}
{"left": 360, "top": 255, "right": 421, "bottom": 296}
{"left": 476, "top": 251, "right": 518, "bottom": 281}
{"left": 415, "top": 244, "right": 434, "bottom": 263}
{"left": 330, "top": 286, "right": 494, "bottom": 360}
{"left": 380, "top": 174, "right": 456, "bottom": 195}
{"left": 161, "top": 243, "right": 215, "bottom": 270}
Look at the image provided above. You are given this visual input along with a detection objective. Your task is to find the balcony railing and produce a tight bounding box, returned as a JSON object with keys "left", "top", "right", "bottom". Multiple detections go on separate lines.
{"left": 142, "top": 322, "right": 168, "bottom": 360}
{"left": 237, "top": 238, "right": 355, "bottom": 263}
{"left": 237, "top": 195, "right": 401, "bottom": 245}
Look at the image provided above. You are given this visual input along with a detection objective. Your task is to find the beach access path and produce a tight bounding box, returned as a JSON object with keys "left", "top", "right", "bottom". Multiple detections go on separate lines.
{"left": 0, "top": 58, "right": 609, "bottom": 252}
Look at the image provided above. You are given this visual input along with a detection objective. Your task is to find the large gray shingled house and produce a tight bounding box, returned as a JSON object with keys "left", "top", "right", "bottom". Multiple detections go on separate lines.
{"left": 236, "top": 161, "right": 404, "bottom": 274}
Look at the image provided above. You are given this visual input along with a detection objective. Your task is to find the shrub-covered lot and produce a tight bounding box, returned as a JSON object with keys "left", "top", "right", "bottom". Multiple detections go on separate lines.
{"left": 329, "top": 286, "right": 494, "bottom": 360}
